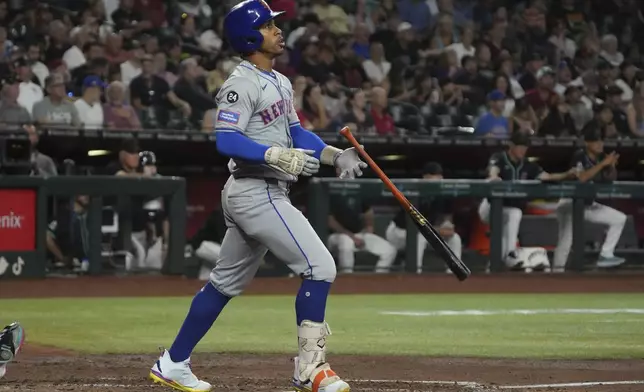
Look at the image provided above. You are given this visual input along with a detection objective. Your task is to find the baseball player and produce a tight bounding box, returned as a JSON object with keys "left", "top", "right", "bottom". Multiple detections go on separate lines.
{"left": 149, "top": 2, "right": 365, "bottom": 392}
{"left": 385, "top": 162, "right": 462, "bottom": 274}
{"left": 478, "top": 132, "right": 576, "bottom": 268}
{"left": 0, "top": 322, "right": 25, "bottom": 380}
{"left": 552, "top": 125, "right": 626, "bottom": 272}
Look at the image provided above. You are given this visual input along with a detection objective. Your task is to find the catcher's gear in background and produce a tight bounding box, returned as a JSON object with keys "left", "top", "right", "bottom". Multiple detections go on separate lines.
{"left": 223, "top": 0, "right": 285, "bottom": 53}
{"left": 0, "top": 322, "right": 25, "bottom": 379}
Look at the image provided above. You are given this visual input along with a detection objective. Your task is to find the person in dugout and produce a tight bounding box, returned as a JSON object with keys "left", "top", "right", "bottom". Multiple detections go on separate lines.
{"left": 0, "top": 322, "right": 25, "bottom": 380}
{"left": 552, "top": 125, "right": 627, "bottom": 272}
{"left": 385, "top": 162, "right": 462, "bottom": 274}
{"left": 478, "top": 131, "right": 577, "bottom": 269}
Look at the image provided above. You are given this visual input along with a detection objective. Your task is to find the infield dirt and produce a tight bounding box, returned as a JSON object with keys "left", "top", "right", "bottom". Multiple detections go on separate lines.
{"left": 1, "top": 274, "right": 643, "bottom": 392}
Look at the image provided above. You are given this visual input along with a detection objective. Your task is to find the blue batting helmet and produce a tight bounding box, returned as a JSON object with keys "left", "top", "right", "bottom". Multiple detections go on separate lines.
{"left": 224, "top": 0, "right": 285, "bottom": 54}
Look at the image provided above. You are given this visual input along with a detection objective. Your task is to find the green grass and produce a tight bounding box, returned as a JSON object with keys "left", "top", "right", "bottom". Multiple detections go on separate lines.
{"left": 2, "top": 294, "right": 643, "bottom": 359}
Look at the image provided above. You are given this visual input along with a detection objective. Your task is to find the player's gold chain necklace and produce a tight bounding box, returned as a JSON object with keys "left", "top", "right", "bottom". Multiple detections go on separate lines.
{"left": 248, "top": 61, "right": 272, "bottom": 73}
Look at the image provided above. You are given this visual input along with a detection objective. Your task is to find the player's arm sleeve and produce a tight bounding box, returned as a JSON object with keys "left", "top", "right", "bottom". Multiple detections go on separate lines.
{"left": 214, "top": 78, "right": 269, "bottom": 163}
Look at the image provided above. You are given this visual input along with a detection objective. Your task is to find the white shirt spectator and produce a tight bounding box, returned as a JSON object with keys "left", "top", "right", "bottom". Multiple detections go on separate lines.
{"left": 74, "top": 98, "right": 104, "bottom": 129}
{"left": 549, "top": 35, "right": 577, "bottom": 60}
{"left": 503, "top": 99, "right": 515, "bottom": 118}
{"left": 31, "top": 62, "right": 49, "bottom": 88}
{"left": 121, "top": 60, "right": 142, "bottom": 87}
{"left": 62, "top": 45, "right": 86, "bottom": 71}
{"left": 362, "top": 59, "right": 391, "bottom": 84}
{"left": 446, "top": 42, "right": 476, "bottom": 64}
{"left": 18, "top": 81, "right": 44, "bottom": 115}
{"left": 615, "top": 79, "right": 633, "bottom": 102}
{"left": 199, "top": 30, "right": 223, "bottom": 52}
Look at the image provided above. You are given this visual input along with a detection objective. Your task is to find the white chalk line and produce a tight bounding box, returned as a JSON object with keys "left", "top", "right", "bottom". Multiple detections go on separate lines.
{"left": 3, "top": 379, "right": 644, "bottom": 390}
{"left": 381, "top": 308, "right": 644, "bottom": 317}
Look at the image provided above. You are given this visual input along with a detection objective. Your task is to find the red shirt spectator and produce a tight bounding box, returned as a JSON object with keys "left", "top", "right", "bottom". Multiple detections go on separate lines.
{"left": 370, "top": 86, "right": 395, "bottom": 135}
{"left": 269, "top": 0, "right": 297, "bottom": 21}
{"left": 135, "top": 0, "right": 167, "bottom": 28}
{"left": 371, "top": 108, "right": 395, "bottom": 135}
{"left": 524, "top": 66, "right": 559, "bottom": 116}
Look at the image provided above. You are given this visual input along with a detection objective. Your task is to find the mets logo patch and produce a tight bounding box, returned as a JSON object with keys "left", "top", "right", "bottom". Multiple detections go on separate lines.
{"left": 217, "top": 110, "right": 240, "bottom": 124}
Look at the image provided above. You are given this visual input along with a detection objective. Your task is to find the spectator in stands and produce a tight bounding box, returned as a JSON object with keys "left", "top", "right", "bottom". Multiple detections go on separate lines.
{"left": 599, "top": 34, "right": 624, "bottom": 67}
{"left": 111, "top": 0, "right": 152, "bottom": 37}
{"left": 553, "top": 61, "right": 574, "bottom": 97}
{"left": 352, "top": 23, "right": 371, "bottom": 60}
{"left": 411, "top": 75, "right": 441, "bottom": 107}
{"left": 63, "top": 26, "right": 92, "bottom": 71}
{"left": 626, "top": 94, "right": 644, "bottom": 137}
{"left": 47, "top": 195, "right": 90, "bottom": 273}
{"left": 433, "top": 50, "right": 459, "bottom": 79}
{"left": 74, "top": 76, "right": 105, "bottom": 130}
{"left": 387, "top": 22, "right": 419, "bottom": 67}
{"left": 298, "top": 83, "right": 330, "bottom": 131}
{"left": 524, "top": 66, "right": 558, "bottom": 119}
{"left": 549, "top": 18, "right": 577, "bottom": 60}
{"left": 286, "top": 13, "right": 320, "bottom": 51}
{"left": 362, "top": 42, "right": 391, "bottom": 86}
{"left": 446, "top": 24, "right": 476, "bottom": 64}
{"left": 297, "top": 39, "right": 326, "bottom": 84}
{"left": 337, "top": 42, "right": 369, "bottom": 89}
{"left": 187, "top": 208, "right": 227, "bottom": 280}
{"left": 178, "top": 13, "right": 200, "bottom": 53}
{"left": 293, "top": 75, "right": 307, "bottom": 111}
{"left": 499, "top": 53, "right": 525, "bottom": 99}
{"left": 494, "top": 74, "right": 516, "bottom": 117}
{"left": 173, "top": 58, "right": 215, "bottom": 126}
{"left": 130, "top": 54, "right": 191, "bottom": 128}
{"left": 439, "top": 77, "right": 464, "bottom": 108}
{"left": 603, "top": 86, "right": 631, "bottom": 137}
{"left": 0, "top": 80, "right": 31, "bottom": 127}
{"left": 71, "top": 57, "right": 109, "bottom": 97}
{"left": 322, "top": 74, "right": 345, "bottom": 125}
{"left": 26, "top": 41, "right": 49, "bottom": 87}
{"left": 565, "top": 85, "right": 593, "bottom": 133}
{"left": 620, "top": 60, "right": 641, "bottom": 91}
{"left": 32, "top": 73, "right": 80, "bottom": 127}
{"left": 343, "top": 89, "right": 374, "bottom": 134}
{"left": 121, "top": 40, "right": 144, "bottom": 87}
{"left": 538, "top": 95, "right": 576, "bottom": 137}
{"left": 312, "top": 0, "right": 350, "bottom": 36}
{"left": 474, "top": 42, "right": 495, "bottom": 82}
{"left": 327, "top": 188, "right": 397, "bottom": 273}
{"left": 510, "top": 97, "right": 539, "bottom": 134}
{"left": 479, "top": 131, "right": 576, "bottom": 269}
{"left": 385, "top": 162, "right": 462, "bottom": 274}
{"left": 453, "top": 55, "right": 485, "bottom": 107}
{"left": 483, "top": 21, "right": 510, "bottom": 60}
{"left": 370, "top": 85, "right": 395, "bottom": 135}
{"left": 44, "top": 20, "right": 69, "bottom": 65}
{"left": 553, "top": 126, "right": 626, "bottom": 272}
{"left": 104, "top": 33, "right": 128, "bottom": 65}
{"left": 15, "top": 57, "right": 43, "bottom": 116}
{"left": 475, "top": 90, "right": 510, "bottom": 137}
{"left": 398, "top": 0, "right": 431, "bottom": 33}
{"left": 153, "top": 52, "right": 178, "bottom": 87}
{"left": 519, "top": 52, "right": 545, "bottom": 91}
{"left": 273, "top": 50, "right": 296, "bottom": 79}
{"left": 103, "top": 81, "right": 141, "bottom": 130}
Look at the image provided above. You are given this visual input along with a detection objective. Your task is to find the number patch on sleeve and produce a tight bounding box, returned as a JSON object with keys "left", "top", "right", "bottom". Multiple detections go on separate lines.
{"left": 217, "top": 110, "right": 241, "bottom": 124}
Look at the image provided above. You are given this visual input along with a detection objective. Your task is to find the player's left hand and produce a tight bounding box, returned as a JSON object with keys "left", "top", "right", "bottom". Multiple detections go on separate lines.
{"left": 334, "top": 147, "right": 368, "bottom": 179}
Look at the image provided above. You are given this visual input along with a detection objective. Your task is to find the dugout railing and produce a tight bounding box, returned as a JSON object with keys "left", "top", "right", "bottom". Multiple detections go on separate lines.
{"left": 0, "top": 176, "right": 186, "bottom": 279}
{"left": 308, "top": 178, "right": 644, "bottom": 272}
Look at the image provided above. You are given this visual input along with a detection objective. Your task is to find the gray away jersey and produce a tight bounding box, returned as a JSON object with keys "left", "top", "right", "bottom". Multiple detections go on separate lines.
{"left": 214, "top": 60, "right": 301, "bottom": 181}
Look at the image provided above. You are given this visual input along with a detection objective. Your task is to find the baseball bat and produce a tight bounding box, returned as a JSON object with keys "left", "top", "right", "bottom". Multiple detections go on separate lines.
{"left": 339, "top": 127, "right": 471, "bottom": 281}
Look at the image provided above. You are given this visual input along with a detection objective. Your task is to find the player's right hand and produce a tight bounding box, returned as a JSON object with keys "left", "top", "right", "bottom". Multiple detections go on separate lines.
{"left": 264, "top": 147, "right": 320, "bottom": 177}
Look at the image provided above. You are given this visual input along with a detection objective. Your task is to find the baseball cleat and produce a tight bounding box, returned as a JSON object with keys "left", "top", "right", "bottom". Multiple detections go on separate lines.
{"left": 0, "top": 322, "right": 25, "bottom": 364}
{"left": 292, "top": 357, "right": 350, "bottom": 392}
{"left": 0, "top": 322, "right": 25, "bottom": 380}
{"left": 597, "top": 256, "right": 626, "bottom": 269}
{"left": 149, "top": 350, "right": 212, "bottom": 392}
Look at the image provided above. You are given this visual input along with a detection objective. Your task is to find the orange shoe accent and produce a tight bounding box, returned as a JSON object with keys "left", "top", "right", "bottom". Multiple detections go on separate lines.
{"left": 312, "top": 369, "right": 337, "bottom": 392}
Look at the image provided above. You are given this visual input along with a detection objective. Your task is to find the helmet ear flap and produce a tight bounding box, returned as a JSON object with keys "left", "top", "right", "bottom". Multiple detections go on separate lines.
{"left": 245, "top": 29, "right": 266, "bottom": 53}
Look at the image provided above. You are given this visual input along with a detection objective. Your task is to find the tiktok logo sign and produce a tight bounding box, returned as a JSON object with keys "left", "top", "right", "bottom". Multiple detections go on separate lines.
{"left": 0, "top": 190, "right": 36, "bottom": 251}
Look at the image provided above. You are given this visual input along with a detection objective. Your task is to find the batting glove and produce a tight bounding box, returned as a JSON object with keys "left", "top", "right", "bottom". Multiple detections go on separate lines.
{"left": 334, "top": 147, "right": 368, "bottom": 179}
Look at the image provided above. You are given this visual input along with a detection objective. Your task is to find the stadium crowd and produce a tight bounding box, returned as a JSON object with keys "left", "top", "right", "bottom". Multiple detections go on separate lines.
{"left": 0, "top": 0, "right": 642, "bottom": 138}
